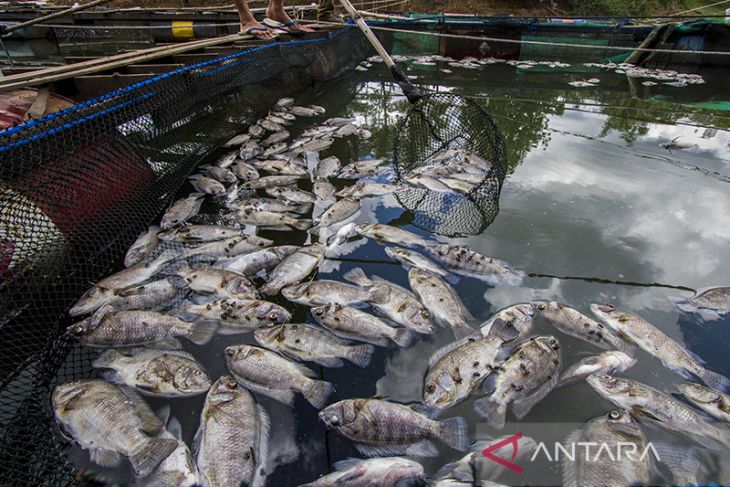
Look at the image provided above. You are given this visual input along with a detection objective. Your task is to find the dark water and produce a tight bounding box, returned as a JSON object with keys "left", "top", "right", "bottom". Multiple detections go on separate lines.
{"left": 69, "top": 58, "right": 730, "bottom": 486}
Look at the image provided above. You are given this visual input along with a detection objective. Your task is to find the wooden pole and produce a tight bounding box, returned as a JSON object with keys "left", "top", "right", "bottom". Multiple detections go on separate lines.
{"left": 2, "top": 0, "right": 117, "bottom": 35}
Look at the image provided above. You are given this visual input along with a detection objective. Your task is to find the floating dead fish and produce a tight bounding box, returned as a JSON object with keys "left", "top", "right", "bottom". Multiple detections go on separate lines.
{"left": 677, "top": 382, "right": 730, "bottom": 424}
{"left": 265, "top": 186, "right": 316, "bottom": 204}
{"left": 224, "top": 133, "right": 252, "bottom": 147}
{"left": 282, "top": 279, "right": 386, "bottom": 307}
{"left": 311, "top": 303, "right": 415, "bottom": 347}
{"left": 336, "top": 182, "right": 398, "bottom": 199}
{"left": 200, "top": 165, "right": 237, "bottom": 184}
{"left": 176, "top": 266, "right": 257, "bottom": 300}
{"left": 262, "top": 130, "right": 290, "bottom": 147}
{"left": 261, "top": 244, "right": 324, "bottom": 296}
{"left": 386, "top": 247, "right": 453, "bottom": 282}
{"left": 242, "top": 175, "right": 300, "bottom": 189}
{"left": 219, "top": 245, "right": 299, "bottom": 276}
{"left": 124, "top": 225, "right": 160, "bottom": 267}
{"left": 276, "top": 97, "right": 295, "bottom": 108}
{"left": 558, "top": 351, "right": 636, "bottom": 387}
{"left": 182, "top": 298, "right": 291, "bottom": 334}
{"left": 299, "top": 457, "right": 424, "bottom": 487}
{"left": 181, "top": 235, "right": 273, "bottom": 259}
{"left": 161, "top": 193, "right": 205, "bottom": 230}
{"left": 159, "top": 224, "right": 243, "bottom": 243}
{"left": 427, "top": 244, "right": 525, "bottom": 285}
{"left": 231, "top": 160, "right": 260, "bottom": 181}
{"left": 290, "top": 106, "right": 319, "bottom": 117}
{"left": 311, "top": 198, "right": 360, "bottom": 235}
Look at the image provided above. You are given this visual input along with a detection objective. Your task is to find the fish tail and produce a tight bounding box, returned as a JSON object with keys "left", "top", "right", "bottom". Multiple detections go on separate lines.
{"left": 699, "top": 368, "right": 730, "bottom": 393}
{"left": 91, "top": 349, "right": 121, "bottom": 369}
{"left": 188, "top": 320, "right": 218, "bottom": 345}
{"left": 474, "top": 397, "right": 507, "bottom": 430}
{"left": 303, "top": 379, "right": 334, "bottom": 409}
{"left": 436, "top": 416, "right": 470, "bottom": 451}
{"left": 393, "top": 328, "right": 415, "bottom": 347}
{"left": 291, "top": 203, "right": 313, "bottom": 215}
{"left": 347, "top": 344, "right": 374, "bottom": 368}
{"left": 342, "top": 267, "right": 372, "bottom": 286}
{"left": 129, "top": 437, "right": 177, "bottom": 477}
{"left": 291, "top": 219, "right": 313, "bottom": 231}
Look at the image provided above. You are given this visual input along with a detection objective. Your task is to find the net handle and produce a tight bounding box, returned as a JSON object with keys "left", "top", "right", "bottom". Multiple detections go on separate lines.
{"left": 338, "top": 0, "right": 422, "bottom": 103}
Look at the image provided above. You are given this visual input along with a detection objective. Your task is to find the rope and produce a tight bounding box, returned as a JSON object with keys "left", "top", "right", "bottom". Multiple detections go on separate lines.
{"left": 671, "top": 0, "right": 730, "bottom": 16}
{"left": 301, "top": 19, "right": 730, "bottom": 56}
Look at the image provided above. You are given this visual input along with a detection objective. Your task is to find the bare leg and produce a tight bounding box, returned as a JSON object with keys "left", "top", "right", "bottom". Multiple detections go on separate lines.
{"left": 233, "top": 0, "right": 276, "bottom": 39}
{"left": 266, "top": 0, "right": 310, "bottom": 33}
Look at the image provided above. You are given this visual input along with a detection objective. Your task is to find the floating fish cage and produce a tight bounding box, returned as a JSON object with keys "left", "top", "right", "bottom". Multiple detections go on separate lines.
{"left": 0, "top": 27, "right": 370, "bottom": 486}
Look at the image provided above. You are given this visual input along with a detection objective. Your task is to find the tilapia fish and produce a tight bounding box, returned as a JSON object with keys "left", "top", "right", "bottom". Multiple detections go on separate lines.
{"left": 299, "top": 457, "right": 424, "bottom": 487}
{"left": 189, "top": 174, "right": 226, "bottom": 196}
{"left": 70, "top": 250, "right": 176, "bottom": 316}
{"left": 558, "top": 351, "right": 636, "bottom": 387}
{"left": 224, "top": 133, "right": 251, "bottom": 147}
{"left": 232, "top": 208, "right": 312, "bottom": 231}
{"left": 311, "top": 303, "right": 415, "bottom": 347}
{"left": 220, "top": 245, "right": 299, "bottom": 276}
{"left": 408, "top": 268, "right": 474, "bottom": 338}
{"left": 319, "top": 399, "right": 468, "bottom": 457}
{"left": 386, "top": 247, "right": 453, "bottom": 282}
{"left": 587, "top": 374, "right": 730, "bottom": 450}
{"left": 254, "top": 323, "right": 374, "bottom": 368}
{"left": 266, "top": 186, "right": 316, "bottom": 205}
{"left": 343, "top": 267, "right": 433, "bottom": 334}
{"left": 688, "top": 287, "right": 730, "bottom": 313}
{"left": 225, "top": 344, "right": 333, "bottom": 408}
{"left": 262, "top": 129, "right": 290, "bottom": 146}
{"left": 339, "top": 158, "right": 386, "bottom": 179}
{"left": 313, "top": 156, "right": 341, "bottom": 179}
{"left": 231, "top": 160, "right": 260, "bottom": 181}
{"left": 426, "top": 244, "right": 524, "bottom": 285}
{"left": 102, "top": 278, "right": 178, "bottom": 312}
{"left": 176, "top": 266, "right": 257, "bottom": 300}
{"left": 677, "top": 382, "right": 730, "bottom": 424}
{"left": 561, "top": 410, "right": 653, "bottom": 487}
{"left": 433, "top": 435, "right": 537, "bottom": 484}
{"left": 336, "top": 183, "right": 398, "bottom": 200}
{"left": 478, "top": 304, "right": 535, "bottom": 341}
{"left": 124, "top": 225, "right": 160, "bottom": 267}
{"left": 200, "top": 165, "right": 237, "bottom": 184}
{"left": 145, "top": 415, "right": 199, "bottom": 487}
{"left": 68, "top": 307, "right": 217, "bottom": 347}
{"left": 261, "top": 244, "right": 324, "bottom": 296}
{"left": 310, "top": 198, "right": 360, "bottom": 235}
{"left": 474, "top": 336, "right": 562, "bottom": 429}
{"left": 533, "top": 301, "right": 635, "bottom": 354}
{"left": 182, "top": 298, "right": 291, "bottom": 335}
{"left": 281, "top": 279, "right": 386, "bottom": 307}
{"left": 158, "top": 224, "right": 244, "bottom": 243}
{"left": 241, "top": 175, "right": 300, "bottom": 189}
{"left": 355, "top": 223, "right": 432, "bottom": 248}
{"left": 161, "top": 193, "right": 204, "bottom": 230}
{"left": 424, "top": 318, "right": 527, "bottom": 410}
{"left": 92, "top": 348, "right": 211, "bottom": 397}
{"left": 182, "top": 235, "right": 273, "bottom": 259}
{"left": 52, "top": 380, "right": 177, "bottom": 477}
{"left": 195, "top": 376, "right": 270, "bottom": 487}
{"left": 591, "top": 303, "right": 730, "bottom": 391}
{"left": 230, "top": 197, "right": 310, "bottom": 215}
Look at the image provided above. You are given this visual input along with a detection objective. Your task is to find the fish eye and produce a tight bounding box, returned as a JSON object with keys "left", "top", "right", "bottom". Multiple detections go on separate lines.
{"left": 69, "top": 325, "right": 85, "bottom": 336}
{"left": 195, "top": 370, "right": 204, "bottom": 376}
{"left": 225, "top": 348, "right": 236, "bottom": 358}
{"left": 269, "top": 312, "right": 279, "bottom": 320}
{"left": 425, "top": 384, "right": 436, "bottom": 394}
{"left": 609, "top": 410, "right": 620, "bottom": 419}
{"left": 537, "top": 303, "right": 546, "bottom": 310}
{"left": 313, "top": 309, "right": 323, "bottom": 316}
{"left": 226, "top": 379, "right": 238, "bottom": 389}
{"left": 420, "top": 310, "right": 429, "bottom": 318}
{"left": 329, "top": 415, "right": 340, "bottom": 425}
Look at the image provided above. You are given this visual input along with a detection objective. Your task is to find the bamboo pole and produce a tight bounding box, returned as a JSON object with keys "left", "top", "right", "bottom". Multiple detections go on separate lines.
{"left": 2, "top": 0, "right": 117, "bottom": 35}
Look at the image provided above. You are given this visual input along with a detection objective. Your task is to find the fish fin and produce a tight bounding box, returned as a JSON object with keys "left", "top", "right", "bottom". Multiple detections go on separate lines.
{"left": 432, "top": 458, "right": 471, "bottom": 482}
{"left": 697, "top": 367, "right": 730, "bottom": 393}
{"left": 486, "top": 318, "right": 520, "bottom": 342}
{"left": 428, "top": 335, "right": 480, "bottom": 367}
{"left": 473, "top": 397, "right": 507, "bottom": 430}
{"left": 437, "top": 416, "right": 470, "bottom": 451}
{"left": 411, "top": 403, "right": 441, "bottom": 419}
{"left": 91, "top": 349, "right": 121, "bottom": 369}
{"left": 652, "top": 442, "right": 700, "bottom": 486}
{"left": 302, "top": 379, "right": 334, "bottom": 409}
{"left": 119, "top": 386, "right": 164, "bottom": 434}
{"left": 347, "top": 344, "right": 374, "bottom": 368}
{"left": 192, "top": 422, "right": 203, "bottom": 456}
{"left": 313, "top": 356, "right": 344, "bottom": 368}
{"left": 252, "top": 404, "right": 270, "bottom": 487}
{"left": 167, "top": 415, "right": 183, "bottom": 441}
{"left": 354, "top": 442, "right": 408, "bottom": 457}
{"left": 155, "top": 405, "right": 171, "bottom": 428}
{"left": 556, "top": 367, "right": 584, "bottom": 388}
{"left": 89, "top": 304, "right": 114, "bottom": 329}
{"left": 234, "top": 377, "right": 296, "bottom": 406}
{"left": 511, "top": 371, "right": 560, "bottom": 420}
{"left": 560, "top": 429, "right": 582, "bottom": 487}
{"left": 89, "top": 447, "right": 122, "bottom": 467}
{"left": 290, "top": 203, "right": 313, "bottom": 215}
{"left": 188, "top": 320, "right": 218, "bottom": 345}
{"left": 332, "top": 457, "right": 365, "bottom": 473}
{"left": 145, "top": 338, "right": 184, "bottom": 350}
{"left": 452, "top": 322, "right": 476, "bottom": 340}
{"left": 129, "top": 437, "right": 178, "bottom": 477}
{"left": 406, "top": 439, "right": 440, "bottom": 457}
{"left": 393, "top": 328, "right": 416, "bottom": 347}
{"left": 100, "top": 370, "right": 126, "bottom": 387}
{"left": 366, "top": 285, "right": 390, "bottom": 305}
{"left": 290, "top": 219, "right": 313, "bottom": 231}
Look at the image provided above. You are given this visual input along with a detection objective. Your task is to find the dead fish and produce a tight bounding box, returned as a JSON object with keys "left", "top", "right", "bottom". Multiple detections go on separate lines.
{"left": 314, "top": 156, "right": 341, "bottom": 179}
{"left": 297, "top": 138, "right": 336, "bottom": 155}
{"left": 319, "top": 398, "right": 468, "bottom": 457}
{"left": 239, "top": 140, "right": 262, "bottom": 160}
{"left": 313, "top": 180, "right": 336, "bottom": 201}
{"left": 195, "top": 376, "right": 269, "bottom": 487}
{"left": 224, "top": 133, "right": 252, "bottom": 147}
{"left": 561, "top": 410, "right": 653, "bottom": 487}
{"left": 160, "top": 193, "right": 205, "bottom": 230}
{"left": 248, "top": 124, "right": 265, "bottom": 138}
{"left": 262, "top": 130, "right": 290, "bottom": 147}
{"left": 687, "top": 286, "right": 730, "bottom": 313}
{"left": 299, "top": 457, "right": 424, "bottom": 487}
{"left": 273, "top": 110, "right": 296, "bottom": 121}
{"left": 68, "top": 306, "right": 217, "bottom": 347}
{"left": 355, "top": 223, "right": 432, "bottom": 248}
{"left": 324, "top": 117, "right": 356, "bottom": 127}
{"left": 262, "top": 142, "right": 289, "bottom": 157}
{"left": 533, "top": 301, "right": 635, "bottom": 354}
{"left": 356, "top": 128, "right": 372, "bottom": 140}
{"left": 386, "top": 247, "right": 454, "bottom": 282}
{"left": 103, "top": 278, "right": 178, "bottom": 312}
{"left": 408, "top": 268, "right": 473, "bottom": 338}
{"left": 254, "top": 323, "right": 374, "bottom": 368}
{"left": 232, "top": 197, "right": 311, "bottom": 215}
{"left": 339, "top": 158, "right": 386, "bottom": 179}
{"left": 265, "top": 186, "right": 316, "bottom": 204}
{"left": 176, "top": 266, "right": 257, "bottom": 300}
{"left": 52, "top": 380, "right": 177, "bottom": 477}
{"left": 587, "top": 374, "right": 730, "bottom": 450}
{"left": 159, "top": 224, "right": 244, "bottom": 243}
{"left": 92, "top": 348, "right": 211, "bottom": 397}
{"left": 200, "top": 165, "right": 237, "bottom": 184}
{"left": 343, "top": 267, "right": 433, "bottom": 334}
{"left": 231, "top": 160, "right": 260, "bottom": 181}
{"left": 276, "top": 97, "right": 294, "bottom": 108}
{"left": 334, "top": 124, "right": 358, "bottom": 138}
{"left": 182, "top": 235, "right": 273, "bottom": 259}
{"left": 558, "top": 351, "right": 637, "bottom": 387}
{"left": 219, "top": 245, "right": 300, "bottom": 276}
{"left": 336, "top": 183, "right": 398, "bottom": 199}
{"left": 474, "top": 336, "right": 562, "bottom": 429}
{"left": 267, "top": 114, "right": 291, "bottom": 126}
{"left": 182, "top": 298, "right": 291, "bottom": 335}
{"left": 308, "top": 105, "right": 326, "bottom": 115}
{"left": 254, "top": 158, "right": 308, "bottom": 176}
{"left": 225, "top": 344, "right": 333, "bottom": 408}
{"left": 146, "top": 414, "right": 199, "bottom": 487}
{"left": 426, "top": 244, "right": 524, "bottom": 285}
{"left": 261, "top": 244, "right": 324, "bottom": 296}
{"left": 124, "top": 225, "right": 160, "bottom": 267}
{"left": 311, "top": 198, "right": 360, "bottom": 234}
{"left": 242, "top": 175, "right": 300, "bottom": 189}
{"left": 233, "top": 209, "right": 311, "bottom": 231}
{"left": 260, "top": 118, "right": 282, "bottom": 132}
{"left": 677, "top": 382, "right": 730, "bottom": 424}
{"left": 282, "top": 279, "right": 386, "bottom": 307}
{"left": 591, "top": 303, "right": 730, "bottom": 391}
{"left": 478, "top": 304, "right": 535, "bottom": 341}
{"left": 290, "top": 106, "right": 319, "bottom": 117}
{"left": 661, "top": 136, "right": 698, "bottom": 151}
{"left": 70, "top": 250, "right": 177, "bottom": 316}
{"left": 189, "top": 174, "right": 226, "bottom": 196}
{"left": 311, "top": 303, "right": 414, "bottom": 347}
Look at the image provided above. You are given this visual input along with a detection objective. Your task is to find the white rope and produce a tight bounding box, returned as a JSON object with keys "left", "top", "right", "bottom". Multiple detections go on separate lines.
{"left": 671, "top": 0, "right": 730, "bottom": 16}
{"left": 300, "top": 19, "right": 730, "bottom": 56}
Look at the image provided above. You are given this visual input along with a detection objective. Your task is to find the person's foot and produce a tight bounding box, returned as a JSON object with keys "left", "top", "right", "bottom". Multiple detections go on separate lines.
{"left": 240, "top": 20, "right": 278, "bottom": 40}
{"left": 266, "top": 4, "right": 311, "bottom": 33}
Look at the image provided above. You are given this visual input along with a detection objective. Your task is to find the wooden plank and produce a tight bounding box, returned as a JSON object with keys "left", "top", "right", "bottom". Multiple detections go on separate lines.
{"left": 124, "top": 64, "right": 184, "bottom": 74}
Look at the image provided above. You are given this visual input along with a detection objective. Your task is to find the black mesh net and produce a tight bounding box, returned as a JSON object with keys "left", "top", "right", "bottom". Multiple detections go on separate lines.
{"left": 392, "top": 93, "right": 507, "bottom": 237}
{"left": 0, "top": 27, "right": 368, "bottom": 487}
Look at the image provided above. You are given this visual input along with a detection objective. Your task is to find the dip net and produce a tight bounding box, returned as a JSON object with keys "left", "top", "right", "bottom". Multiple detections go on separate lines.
{"left": 0, "top": 27, "right": 368, "bottom": 486}
{"left": 393, "top": 93, "right": 508, "bottom": 237}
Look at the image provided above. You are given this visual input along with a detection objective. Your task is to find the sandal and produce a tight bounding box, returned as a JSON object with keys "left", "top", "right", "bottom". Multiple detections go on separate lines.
{"left": 242, "top": 26, "right": 278, "bottom": 40}
{"left": 262, "top": 18, "right": 313, "bottom": 36}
